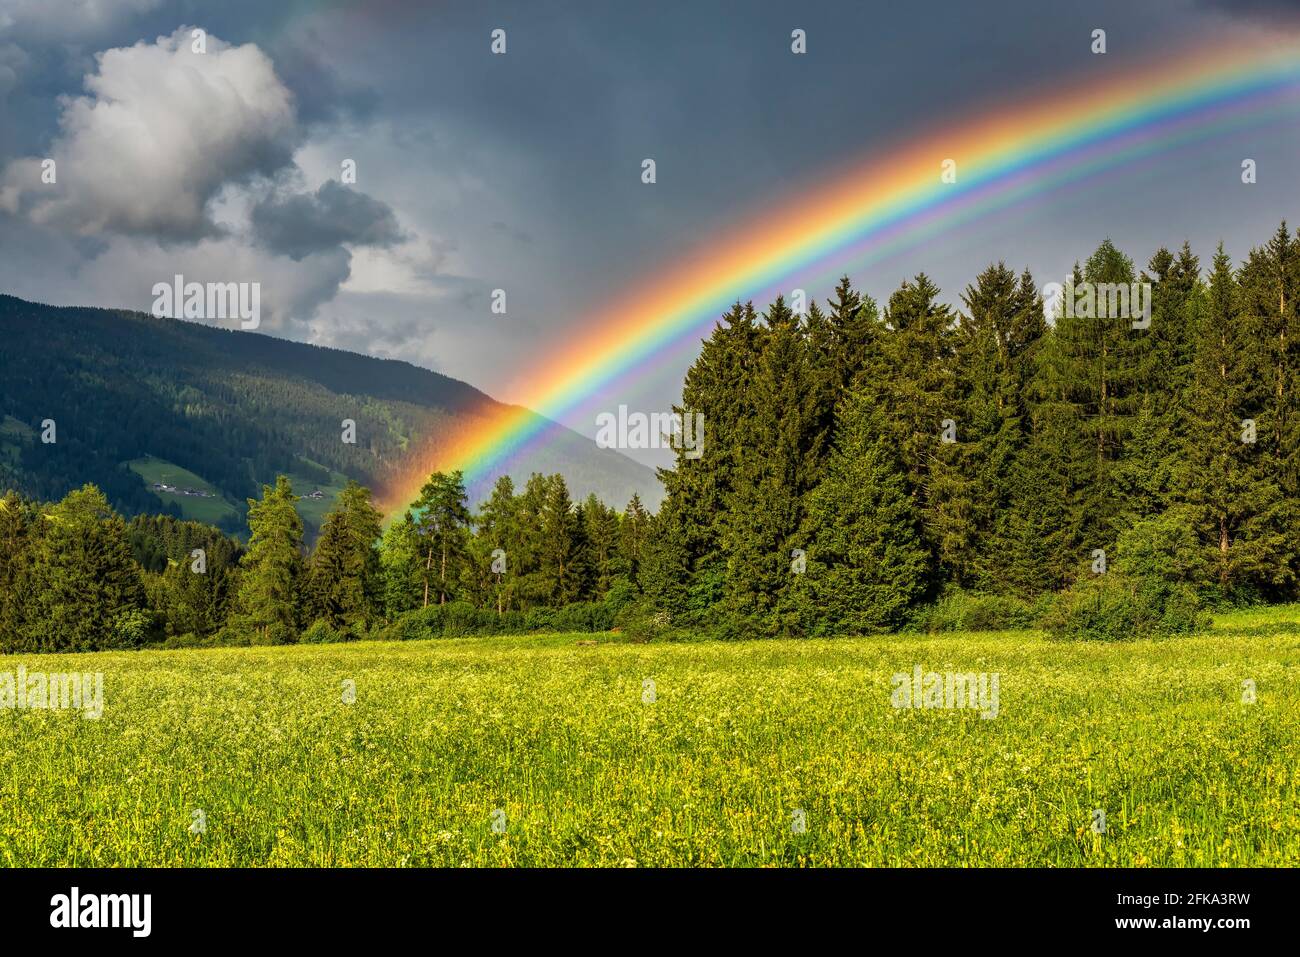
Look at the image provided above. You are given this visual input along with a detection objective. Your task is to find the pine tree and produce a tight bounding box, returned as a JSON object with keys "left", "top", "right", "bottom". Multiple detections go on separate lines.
{"left": 234, "top": 475, "right": 303, "bottom": 644}
{"left": 380, "top": 512, "right": 424, "bottom": 618}
{"left": 304, "top": 481, "right": 383, "bottom": 630}
{"left": 411, "top": 470, "right": 472, "bottom": 607}
{"left": 793, "top": 391, "right": 929, "bottom": 633}
{"left": 1185, "top": 243, "right": 1293, "bottom": 596}
{"left": 12, "top": 485, "right": 145, "bottom": 651}
{"left": 721, "top": 295, "right": 821, "bottom": 634}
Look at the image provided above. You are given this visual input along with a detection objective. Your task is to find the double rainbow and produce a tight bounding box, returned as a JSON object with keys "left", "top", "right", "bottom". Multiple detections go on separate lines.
{"left": 376, "top": 36, "right": 1300, "bottom": 516}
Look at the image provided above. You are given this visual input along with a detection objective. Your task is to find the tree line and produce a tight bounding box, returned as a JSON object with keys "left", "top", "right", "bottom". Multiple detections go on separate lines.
{"left": 3, "top": 223, "right": 1298, "bottom": 650}
{"left": 640, "top": 225, "right": 1300, "bottom": 636}
{"left": 0, "top": 471, "right": 652, "bottom": 651}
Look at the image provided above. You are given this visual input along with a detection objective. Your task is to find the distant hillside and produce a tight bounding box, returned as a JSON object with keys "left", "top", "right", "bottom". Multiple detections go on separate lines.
{"left": 0, "top": 294, "right": 661, "bottom": 535}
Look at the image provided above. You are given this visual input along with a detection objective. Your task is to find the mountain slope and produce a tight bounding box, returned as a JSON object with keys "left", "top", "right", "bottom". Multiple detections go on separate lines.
{"left": 0, "top": 294, "right": 661, "bottom": 533}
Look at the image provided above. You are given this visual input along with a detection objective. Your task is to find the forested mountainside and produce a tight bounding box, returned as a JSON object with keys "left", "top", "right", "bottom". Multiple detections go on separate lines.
{"left": 0, "top": 294, "right": 659, "bottom": 535}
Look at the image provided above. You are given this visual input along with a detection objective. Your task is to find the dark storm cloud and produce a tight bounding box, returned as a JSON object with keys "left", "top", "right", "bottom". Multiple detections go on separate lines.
{"left": 252, "top": 181, "right": 405, "bottom": 260}
{"left": 2, "top": 0, "right": 1299, "bottom": 428}
{"left": 1198, "top": 0, "right": 1300, "bottom": 22}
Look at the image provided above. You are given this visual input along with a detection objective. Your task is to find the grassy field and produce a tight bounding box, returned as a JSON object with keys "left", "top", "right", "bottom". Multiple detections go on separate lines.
{"left": 126, "top": 454, "right": 350, "bottom": 531}
{"left": 1, "top": 606, "right": 1296, "bottom": 867}
{"left": 0, "top": 414, "right": 32, "bottom": 469}
{"left": 282, "top": 460, "right": 351, "bottom": 528}
{"left": 126, "top": 455, "right": 240, "bottom": 526}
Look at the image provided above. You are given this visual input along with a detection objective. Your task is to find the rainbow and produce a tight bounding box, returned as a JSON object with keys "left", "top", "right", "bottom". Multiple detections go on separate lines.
{"left": 376, "top": 36, "right": 1300, "bottom": 516}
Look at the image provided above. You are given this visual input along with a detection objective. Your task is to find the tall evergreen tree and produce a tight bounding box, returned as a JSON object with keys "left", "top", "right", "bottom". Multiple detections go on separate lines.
{"left": 656, "top": 301, "right": 762, "bottom": 617}
{"left": 538, "top": 473, "right": 585, "bottom": 604}
{"left": 304, "top": 481, "right": 383, "bottom": 630}
{"left": 411, "top": 470, "right": 472, "bottom": 607}
{"left": 618, "top": 492, "right": 650, "bottom": 587}
{"left": 1187, "top": 242, "right": 1294, "bottom": 596}
{"left": 1041, "top": 241, "right": 1150, "bottom": 548}
{"left": 1236, "top": 224, "right": 1300, "bottom": 593}
{"left": 722, "top": 295, "right": 821, "bottom": 634}
{"left": 12, "top": 485, "right": 145, "bottom": 652}
{"left": 955, "top": 265, "right": 1045, "bottom": 590}
{"left": 234, "top": 475, "right": 303, "bottom": 644}
{"left": 475, "top": 475, "right": 522, "bottom": 614}
{"left": 582, "top": 493, "right": 622, "bottom": 597}
{"left": 793, "top": 391, "right": 929, "bottom": 633}
{"left": 380, "top": 512, "right": 424, "bottom": 618}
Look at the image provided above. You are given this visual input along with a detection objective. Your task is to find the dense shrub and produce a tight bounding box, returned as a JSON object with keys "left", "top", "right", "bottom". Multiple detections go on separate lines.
{"left": 374, "top": 593, "right": 630, "bottom": 642}
{"left": 1114, "top": 508, "right": 1208, "bottom": 589}
{"left": 909, "top": 590, "right": 1043, "bottom": 633}
{"left": 1042, "top": 573, "right": 1208, "bottom": 641}
{"left": 301, "top": 619, "right": 355, "bottom": 644}
{"left": 152, "top": 631, "right": 219, "bottom": 650}
{"left": 614, "top": 599, "right": 675, "bottom": 642}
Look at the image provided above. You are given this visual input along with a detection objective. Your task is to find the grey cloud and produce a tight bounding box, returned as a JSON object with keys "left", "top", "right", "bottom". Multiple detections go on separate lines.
{"left": 251, "top": 180, "right": 405, "bottom": 260}
{"left": 1197, "top": 0, "right": 1300, "bottom": 21}
{"left": 3, "top": 27, "right": 298, "bottom": 242}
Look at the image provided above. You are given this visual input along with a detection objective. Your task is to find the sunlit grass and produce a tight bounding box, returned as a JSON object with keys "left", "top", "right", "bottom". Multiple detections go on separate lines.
{"left": 2, "top": 606, "right": 1297, "bottom": 866}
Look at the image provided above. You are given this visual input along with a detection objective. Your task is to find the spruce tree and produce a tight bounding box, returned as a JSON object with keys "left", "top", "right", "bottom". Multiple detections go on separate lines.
{"left": 722, "top": 295, "right": 820, "bottom": 634}
{"left": 1042, "top": 241, "right": 1150, "bottom": 548}
{"left": 793, "top": 391, "right": 929, "bottom": 633}
{"left": 411, "top": 470, "right": 472, "bottom": 607}
{"left": 1236, "top": 224, "right": 1300, "bottom": 593}
{"left": 234, "top": 475, "right": 304, "bottom": 644}
{"left": 955, "top": 265, "right": 1045, "bottom": 590}
{"left": 15, "top": 485, "right": 145, "bottom": 651}
{"left": 304, "top": 481, "right": 383, "bottom": 630}
{"left": 380, "top": 512, "right": 424, "bottom": 618}
{"left": 656, "top": 301, "right": 762, "bottom": 618}
{"left": 1185, "top": 243, "right": 1293, "bottom": 596}
{"left": 538, "top": 473, "right": 584, "bottom": 604}
{"left": 618, "top": 492, "right": 650, "bottom": 587}
{"left": 582, "top": 493, "right": 622, "bottom": 597}
{"left": 475, "top": 475, "right": 522, "bottom": 614}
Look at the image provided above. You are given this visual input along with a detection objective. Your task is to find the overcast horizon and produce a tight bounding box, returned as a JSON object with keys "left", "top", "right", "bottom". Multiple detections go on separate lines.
{"left": 3, "top": 0, "right": 1300, "bottom": 468}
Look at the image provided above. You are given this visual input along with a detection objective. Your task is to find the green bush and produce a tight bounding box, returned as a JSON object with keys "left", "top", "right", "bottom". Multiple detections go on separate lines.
{"left": 153, "top": 631, "right": 218, "bottom": 650}
{"left": 614, "top": 599, "right": 674, "bottom": 642}
{"left": 910, "top": 590, "right": 1042, "bottom": 633}
{"left": 375, "top": 594, "right": 627, "bottom": 642}
{"left": 1042, "top": 573, "right": 1208, "bottom": 641}
{"left": 301, "top": 619, "right": 355, "bottom": 644}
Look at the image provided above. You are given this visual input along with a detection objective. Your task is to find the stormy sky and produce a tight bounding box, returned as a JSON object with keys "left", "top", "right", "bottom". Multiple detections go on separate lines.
{"left": 2, "top": 0, "right": 1299, "bottom": 466}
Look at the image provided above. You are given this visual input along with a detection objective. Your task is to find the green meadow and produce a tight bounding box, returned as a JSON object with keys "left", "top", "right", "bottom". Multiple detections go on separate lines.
{"left": 126, "top": 454, "right": 349, "bottom": 530}
{"left": 127, "top": 455, "right": 240, "bottom": 526}
{"left": 1, "top": 606, "right": 1296, "bottom": 867}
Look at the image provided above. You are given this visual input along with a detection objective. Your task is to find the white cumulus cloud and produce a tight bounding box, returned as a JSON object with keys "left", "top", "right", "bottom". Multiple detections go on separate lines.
{"left": 3, "top": 26, "right": 297, "bottom": 240}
